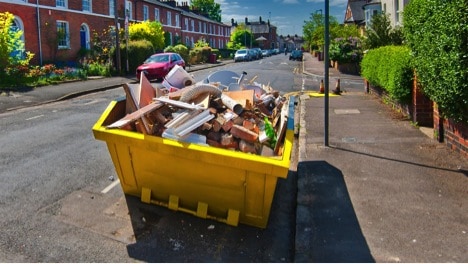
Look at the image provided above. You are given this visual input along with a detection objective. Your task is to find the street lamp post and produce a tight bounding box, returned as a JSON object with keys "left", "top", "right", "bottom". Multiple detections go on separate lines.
{"left": 324, "top": 0, "right": 330, "bottom": 146}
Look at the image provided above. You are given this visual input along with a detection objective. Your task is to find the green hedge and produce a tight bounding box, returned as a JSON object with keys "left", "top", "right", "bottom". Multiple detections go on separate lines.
{"left": 360, "top": 45, "right": 413, "bottom": 102}
{"left": 119, "top": 39, "right": 154, "bottom": 74}
{"left": 164, "top": 44, "right": 189, "bottom": 64}
{"left": 403, "top": 0, "right": 468, "bottom": 122}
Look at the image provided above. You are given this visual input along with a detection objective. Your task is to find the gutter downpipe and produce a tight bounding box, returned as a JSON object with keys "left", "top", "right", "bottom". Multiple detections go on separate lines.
{"left": 36, "top": 0, "right": 43, "bottom": 65}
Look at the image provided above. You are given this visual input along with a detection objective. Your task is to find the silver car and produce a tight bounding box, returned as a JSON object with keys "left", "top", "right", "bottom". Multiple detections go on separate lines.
{"left": 234, "top": 49, "right": 251, "bottom": 62}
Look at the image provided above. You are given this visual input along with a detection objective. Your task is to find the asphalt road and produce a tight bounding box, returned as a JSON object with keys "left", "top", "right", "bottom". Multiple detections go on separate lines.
{"left": 0, "top": 55, "right": 302, "bottom": 262}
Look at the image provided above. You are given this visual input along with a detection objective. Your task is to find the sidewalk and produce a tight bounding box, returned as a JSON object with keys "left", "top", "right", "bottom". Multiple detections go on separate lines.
{"left": 0, "top": 60, "right": 231, "bottom": 113}
{"left": 295, "top": 53, "right": 467, "bottom": 262}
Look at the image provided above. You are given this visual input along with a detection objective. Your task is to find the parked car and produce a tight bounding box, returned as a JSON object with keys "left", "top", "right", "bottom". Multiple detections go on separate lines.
{"left": 234, "top": 49, "right": 251, "bottom": 62}
{"left": 136, "top": 52, "right": 185, "bottom": 81}
{"left": 289, "top": 50, "right": 303, "bottom": 61}
{"left": 251, "top": 48, "right": 263, "bottom": 60}
{"left": 261, "top": 49, "right": 271, "bottom": 57}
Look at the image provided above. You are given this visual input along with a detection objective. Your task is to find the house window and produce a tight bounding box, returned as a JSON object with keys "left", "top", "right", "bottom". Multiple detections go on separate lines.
{"left": 126, "top": 1, "right": 132, "bottom": 20}
{"left": 10, "top": 17, "right": 25, "bottom": 59}
{"left": 185, "top": 36, "right": 189, "bottom": 45}
{"left": 56, "top": 21, "right": 70, "bottom": 49}
{"left": 143, "top": 5, "right": 149, "bottom": 21}
{"left": 191, "top": 37, "right": 194, "bottom": 47}
{"left": 167, "top": 11, "right": 172, "bottom": 25}
{"left": 56, "top": 0, "right": 67, "bottom": 8}
{"left": 191, "top": 20, "right": 194, "bottom": 31}
{"left": 109, "top": 0, "right": 115, "bottom": 16}
{"left": 198, "top": 21, "right": 201, "bottom": 32}
{"left": 175, "top": 14, "right": 180, "bottom": 27}
{"left": 154, "top": 8, "right": 160, "bottom": 21}
{"left": 82, "top": 0, "right": 91, "bottom": 12}
{"left": 203, "top": 22, "right": 206, "bottom": 33}
{"left": 184, "top": 18, "right": 188, "bottom": 30}
{"left": 394, "top": 0, "right": 400, "bottom": 25}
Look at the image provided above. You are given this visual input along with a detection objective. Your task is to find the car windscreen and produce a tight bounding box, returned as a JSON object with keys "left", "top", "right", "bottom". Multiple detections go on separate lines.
{"left": 145, "top": 55, "right": 169, "bottom": 63}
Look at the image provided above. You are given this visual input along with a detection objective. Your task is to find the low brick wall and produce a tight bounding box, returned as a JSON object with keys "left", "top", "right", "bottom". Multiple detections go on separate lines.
{"left": 364, "top": 80, "right": 411, "bottom": 118}
{"left": 364, "top": 79, "right": 467, "bottom": 159}
{"left": 433, "top": 104, "right": 468, "bottom": 158}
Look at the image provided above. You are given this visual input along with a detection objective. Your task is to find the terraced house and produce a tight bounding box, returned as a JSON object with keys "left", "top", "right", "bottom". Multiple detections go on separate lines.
{"left": 1, "top": 0, "right": 231, "bottom": 65}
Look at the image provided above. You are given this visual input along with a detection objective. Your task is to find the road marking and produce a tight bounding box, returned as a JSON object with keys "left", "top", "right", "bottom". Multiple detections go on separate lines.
{"left": 101, "top": 179, "right": 120, "bottom": 194}
{"left": 26, "top": 115, "right": 44, "bottom": 120}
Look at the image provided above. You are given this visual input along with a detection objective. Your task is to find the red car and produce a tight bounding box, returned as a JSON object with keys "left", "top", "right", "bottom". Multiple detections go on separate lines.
{"left": 136, "top": 52, "right": 186, "bottom": 81}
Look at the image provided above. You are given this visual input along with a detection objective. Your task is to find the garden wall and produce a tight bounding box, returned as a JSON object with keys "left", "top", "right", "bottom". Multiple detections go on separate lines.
{"left": 433, "top": 105, "right": 468, "bottom": 158}
{"left": 364, "top": 79, "right": 467, "bottom": 159}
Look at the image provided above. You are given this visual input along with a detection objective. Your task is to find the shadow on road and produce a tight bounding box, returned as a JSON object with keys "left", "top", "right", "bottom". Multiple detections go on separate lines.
{"left": 123, "top": 169, "right": 298, "bottom": 262}
{"left": 297, "top": 160, "right": 375, "bottom": 263}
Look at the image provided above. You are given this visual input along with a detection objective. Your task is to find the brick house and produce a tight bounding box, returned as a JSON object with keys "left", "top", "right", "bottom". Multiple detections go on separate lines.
{"left": 0, "top": 0, "right": 231, "bottom": 65}
{"left": 230, "top": 17, "right": 278, "bottom": 50}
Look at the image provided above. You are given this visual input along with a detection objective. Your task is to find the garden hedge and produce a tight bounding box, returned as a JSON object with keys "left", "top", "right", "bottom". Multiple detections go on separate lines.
{"left": 403, "top": 0, "right": 468, "bottom": 122}
{"left": 360, "top": 45, "right": 413, "bottom": 103}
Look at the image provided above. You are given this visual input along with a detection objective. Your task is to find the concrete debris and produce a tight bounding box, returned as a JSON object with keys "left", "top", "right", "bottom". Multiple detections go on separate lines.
{"left": 108, "top": 67, "right": 290, "bottom": 156}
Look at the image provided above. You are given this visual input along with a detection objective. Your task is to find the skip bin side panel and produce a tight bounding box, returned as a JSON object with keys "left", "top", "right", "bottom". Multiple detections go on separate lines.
{"left": 242, "top": 172, "right": 279, "bottom": 228}
{"left": 107, "top": 142, "right": 139, "bottom": 196}
{"left": 129, "top": 145, "right": 247, "bottom": 218}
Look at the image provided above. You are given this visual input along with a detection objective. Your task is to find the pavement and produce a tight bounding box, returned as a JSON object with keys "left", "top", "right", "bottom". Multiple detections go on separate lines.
{"left": 1, "top": 54, "right": 467, "bottom": 262}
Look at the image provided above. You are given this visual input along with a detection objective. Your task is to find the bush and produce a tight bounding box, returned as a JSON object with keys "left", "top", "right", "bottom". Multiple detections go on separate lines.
{"left": 165, "top": 44, "right": 189, "bottom": 63}
{"left": 361, "top": 45, "right": 413, "bottom": 102}
{"left": 118, "top": 39, "right": 154, "bottom": 74}
{"left": 403, "top": 0, "right": 468, "bottom": 122}
{"left": 329, "top": 37, "right": 363, "bottom": 63}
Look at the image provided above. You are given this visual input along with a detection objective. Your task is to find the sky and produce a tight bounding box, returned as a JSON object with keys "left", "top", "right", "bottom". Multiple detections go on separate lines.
{"left": 177, "top": 0, "right": 349, "bottom": 36}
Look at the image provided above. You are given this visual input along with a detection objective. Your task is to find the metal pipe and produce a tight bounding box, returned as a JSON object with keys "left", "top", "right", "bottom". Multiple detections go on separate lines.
{"left": 36, "top": 0, "right": 43, "bottom": 65}
{"left": 221, "top": 94, "right": 243, "bottom": 115}
{"left": 324, "top": 0, "right": 330, "bottom": 146}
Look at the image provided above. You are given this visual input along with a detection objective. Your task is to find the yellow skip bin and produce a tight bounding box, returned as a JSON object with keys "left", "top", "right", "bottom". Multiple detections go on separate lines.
{"left": 92, "top": 97, "right": 295, "bottom": 228}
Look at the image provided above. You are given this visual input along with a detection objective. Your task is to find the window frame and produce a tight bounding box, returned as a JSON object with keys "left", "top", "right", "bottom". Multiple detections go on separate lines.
{"left": 56, "top": 20, "right": 70, "bottom": 49}
{"left": 82, "top": 0, "right": 91, "bottom": 12}
{"left": 56, "top": 0, "right": 67, "bottom": 8}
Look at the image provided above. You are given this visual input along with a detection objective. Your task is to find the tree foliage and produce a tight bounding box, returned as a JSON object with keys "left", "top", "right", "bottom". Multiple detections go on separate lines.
{"left": 403, "top": 0, "right": 468, "bottom": 122}
{"left": 303, "top": 14, "right": 360, "bottom": 51}
{"left": 128, "top": 20, "right": 165, "bottom": 51}
{"left": 363, "top": 13, "right": 403, "bottom": 50}
{"left": 190, "top": 0, "right": 221, "bottom": 22}
{"left": 227, "top": 25, "right": 254, "bottom": 49}
{"left": 0, "top": 12, "right": 34, "bottom": 75}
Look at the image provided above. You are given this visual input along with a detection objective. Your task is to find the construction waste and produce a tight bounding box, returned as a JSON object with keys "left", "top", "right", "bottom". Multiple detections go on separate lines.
{"left": 107, "top": 65, "right": 291, "bottom": 157}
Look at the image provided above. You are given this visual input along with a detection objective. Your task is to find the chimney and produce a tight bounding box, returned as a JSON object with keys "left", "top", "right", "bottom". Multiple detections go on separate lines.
{"left": 165, "top": 0, "right": 176, "bottom": 7}
{"left": 245, "top": 17, "right": 249, "bottom": 24}
{"left": 179, "top": 1, "right": 190, "bottom": 12}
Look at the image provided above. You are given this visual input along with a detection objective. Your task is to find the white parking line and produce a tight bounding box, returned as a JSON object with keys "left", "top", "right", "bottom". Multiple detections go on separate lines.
{"left": 101, "top": 179, "right": 120, "bottom": 194}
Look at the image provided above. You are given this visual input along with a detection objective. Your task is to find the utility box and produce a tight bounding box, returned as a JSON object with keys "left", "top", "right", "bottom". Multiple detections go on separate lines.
{"left": 92, "top": 97, "right": 295, "bottom": 228}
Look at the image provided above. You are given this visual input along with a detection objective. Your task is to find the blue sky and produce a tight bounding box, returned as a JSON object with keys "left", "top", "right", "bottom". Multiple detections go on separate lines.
{"left": 178, "top": 0, "right": 349, "bottom": 36}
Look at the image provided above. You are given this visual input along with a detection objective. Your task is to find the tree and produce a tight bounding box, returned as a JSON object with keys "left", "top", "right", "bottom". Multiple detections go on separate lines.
{"left": 227, "top": 25, "right": 254, "bottom": 49}
{"left": 128, "top": 20, "right": 165, "bottom": 51}
{"left": 363, "top": 13, "right": 403, "bottom": 50}
{"left": 303, "top": 14, "right": 341, "bottom": 51}
{"left": 0, "top": 12, "right": 33, "bottom": 74}
{"left": 190, "top": 0, "right": 221, "bottom": 22}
